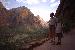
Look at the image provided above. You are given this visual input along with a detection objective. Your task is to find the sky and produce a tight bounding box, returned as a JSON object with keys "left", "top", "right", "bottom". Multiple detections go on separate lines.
{"left": 0, "top": 0, "right": 60, "bottom": 21}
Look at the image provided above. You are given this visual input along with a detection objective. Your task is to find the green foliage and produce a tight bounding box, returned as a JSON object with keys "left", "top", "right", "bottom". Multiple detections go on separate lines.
{"left": 0, "top": 26, "right": 48, "bottom": 49}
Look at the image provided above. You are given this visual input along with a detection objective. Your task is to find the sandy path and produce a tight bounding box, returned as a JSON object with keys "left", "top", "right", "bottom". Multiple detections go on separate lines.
{"left": 33, "top": 29, "right": 75, "bottom": 50}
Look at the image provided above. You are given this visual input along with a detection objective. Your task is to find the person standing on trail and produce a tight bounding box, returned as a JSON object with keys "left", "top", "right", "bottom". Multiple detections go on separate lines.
{"left": 55, "top": 19, "right": 63, "bottom": 45}
{"left": 48, "top": 12, "right": 56, "bottom": 44}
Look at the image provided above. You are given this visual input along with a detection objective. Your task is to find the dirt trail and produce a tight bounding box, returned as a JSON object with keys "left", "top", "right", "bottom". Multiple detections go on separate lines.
{"left": 33, "top": 29, "right": 75, "bottom": 50}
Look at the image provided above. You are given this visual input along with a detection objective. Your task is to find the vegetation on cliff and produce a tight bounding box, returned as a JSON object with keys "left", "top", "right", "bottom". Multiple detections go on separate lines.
{"left": 55, "top": 0, "right": 75, "bottom": 32}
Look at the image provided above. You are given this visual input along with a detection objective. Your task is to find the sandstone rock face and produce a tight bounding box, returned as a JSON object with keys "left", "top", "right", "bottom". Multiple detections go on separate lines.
{"left": 0, "top": 2, "right": 9, "bottom": 26}
{"left": 0, "top": 2, "right": 47, "bottom": 28}
{"left": 55, "top": 0, "right": 75, "bottom": 31}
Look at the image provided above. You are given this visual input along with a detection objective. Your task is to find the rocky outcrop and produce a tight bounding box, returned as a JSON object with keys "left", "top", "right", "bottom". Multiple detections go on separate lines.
{"left": 55, "top": 0, "right": 75, "bottom": 32}
{"left": 0, "top": 2, "right": 9, "bottom": 27}
{"left": 0, "top": 2, "right": 47, "bottom": 28}
{"left": 9, "top": 6, "right": 46, "bottom": 28}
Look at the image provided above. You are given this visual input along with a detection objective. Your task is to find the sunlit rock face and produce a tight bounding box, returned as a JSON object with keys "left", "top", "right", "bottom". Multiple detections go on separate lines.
{"left": 0, "top": 2, "right": 8, "bottom": 27}
{"left": 55, "top": 0, "right": 75, "bottom": 31}
{"left": 9, "top": 6, "right": 47, "bottom": 28}
{"left": 0, "top": 2, "right": 47, "bottom": 28}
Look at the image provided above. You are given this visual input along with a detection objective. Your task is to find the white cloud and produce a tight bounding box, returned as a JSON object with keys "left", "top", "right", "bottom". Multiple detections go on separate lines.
{"left": 6, "top": 7, "right": 10, "bottom": 10}
{"left": 50, "top": 0, "right": 55, "bottom": 3}
{"left": 41, "top": 0, "right": 47, "bottom": 2}
{"left": 16, "top": 0, "right": 24, "bottom": 3}
{"left": 49, "top": 0, "right": 60, "bottom": 14}
{"left": 26, "top": 0, "right": 40, "bottom": 4}
{"left": 16, "top": 0, "right": 50, "bottom": 5}
{"left": 50, "top": 1, "right": 60, "bottom": 8}
{"left": 16, "top": 0, "right": 40, "bottom": 4}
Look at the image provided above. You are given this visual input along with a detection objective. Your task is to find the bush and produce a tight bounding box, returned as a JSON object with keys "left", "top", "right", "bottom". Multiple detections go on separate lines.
{"left": 0, "top": 26, "right": 48, "bottom": 49}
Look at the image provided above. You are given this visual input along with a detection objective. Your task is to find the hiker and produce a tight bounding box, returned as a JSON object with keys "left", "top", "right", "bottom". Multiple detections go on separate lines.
{"left": 48, "top": 12, "right": 56, "bottom": 44}
{"left": 55, "top": 19, "right": 63, "bottom": 45}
